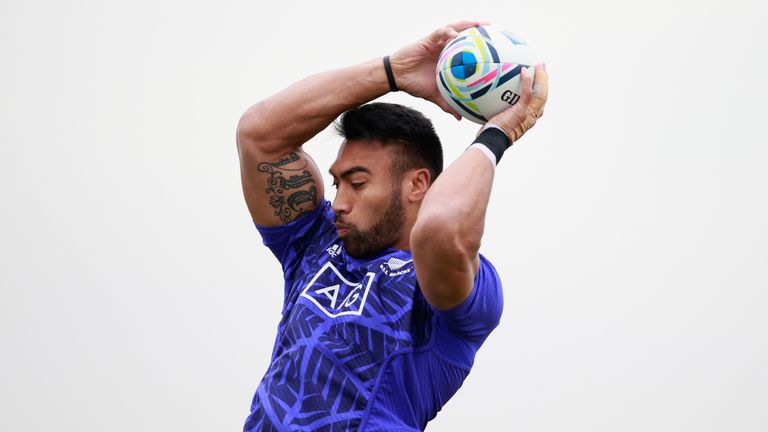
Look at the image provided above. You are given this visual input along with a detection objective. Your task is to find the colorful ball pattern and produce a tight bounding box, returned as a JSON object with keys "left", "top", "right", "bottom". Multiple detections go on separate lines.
{"left": 436, "top": 26, "right": 539, "bottom": 124}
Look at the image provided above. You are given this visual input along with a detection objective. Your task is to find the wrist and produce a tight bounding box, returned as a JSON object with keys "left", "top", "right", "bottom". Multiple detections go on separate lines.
{"left": 383, "top": 56, "right": 399, "bottom": 92}
{"left": 476, "top": 122, "right": 511, "bottom": 142}
{"left": 384, "top": 53, "right": 417, "bottom": 95}
{"left": 360, "top": 57, "right": 396, "bottom": 97}
{"left": 470, "top": 126, "right": 511, "bottom": 165}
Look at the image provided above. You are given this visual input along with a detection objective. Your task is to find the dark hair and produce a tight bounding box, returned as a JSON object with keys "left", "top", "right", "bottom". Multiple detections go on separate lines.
{"left": 334, "top": 102, "right": 443, "bottom": 182}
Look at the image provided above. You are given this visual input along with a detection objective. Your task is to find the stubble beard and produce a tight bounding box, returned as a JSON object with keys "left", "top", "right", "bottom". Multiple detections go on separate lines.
{"left": 339, "top": 186, "right": 405, "bottom": 259}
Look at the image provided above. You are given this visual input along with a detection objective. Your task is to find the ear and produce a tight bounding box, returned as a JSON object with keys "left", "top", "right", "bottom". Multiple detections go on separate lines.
{"left": 405, "top": 168, "right": 431, "bottom": 203}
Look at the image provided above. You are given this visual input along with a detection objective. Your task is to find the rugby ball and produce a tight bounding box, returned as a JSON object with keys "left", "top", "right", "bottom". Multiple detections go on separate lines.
{"left": 436, "top": 26, "right": 539, "bottom": 124}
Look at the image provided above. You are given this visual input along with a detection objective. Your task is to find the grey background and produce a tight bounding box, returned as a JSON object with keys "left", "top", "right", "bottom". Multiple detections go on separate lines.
{"left": 1, "top": 0, "right": 766, "bottom": 430}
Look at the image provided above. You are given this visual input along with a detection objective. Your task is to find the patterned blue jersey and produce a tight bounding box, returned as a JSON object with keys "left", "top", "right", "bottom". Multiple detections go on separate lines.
{"left": 245, "top": 200, "right": 503, "bottom": 432}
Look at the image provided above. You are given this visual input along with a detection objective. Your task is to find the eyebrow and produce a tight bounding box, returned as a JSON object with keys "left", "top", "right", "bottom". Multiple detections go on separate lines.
{"left": 329, "top": 166, "right": 371, "bottom": 179}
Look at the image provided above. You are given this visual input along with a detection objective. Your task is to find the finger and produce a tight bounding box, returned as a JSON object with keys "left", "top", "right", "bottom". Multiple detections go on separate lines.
{"left": 435, "top": 27, "right": 459, "bottom": 44}
{"left": 426, "top": 26, "right": 460, "bottom": 47}
{"left": 530, "top": 63, "right": 549, "bottom": 115}
{"left": 518, "top": 66, "right": 534, "bottom": 108}
{"left": 445, "top": 20, "right": 483, "bottom": 33}
{"left": 432, "top": 95, "right": 462, "bottom": 120}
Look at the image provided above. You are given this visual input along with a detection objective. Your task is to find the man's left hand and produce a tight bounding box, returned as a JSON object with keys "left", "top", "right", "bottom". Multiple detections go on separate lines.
{"left": 487, "top": 63, "right": 549, "bottom": 144}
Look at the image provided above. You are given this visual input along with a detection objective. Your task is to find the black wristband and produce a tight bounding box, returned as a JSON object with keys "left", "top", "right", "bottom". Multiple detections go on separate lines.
{"left": 473, "top": 127, "right": 511, "bottom": 164}
{"left": 383, "top": 56, "right": 399, "bottom": 92}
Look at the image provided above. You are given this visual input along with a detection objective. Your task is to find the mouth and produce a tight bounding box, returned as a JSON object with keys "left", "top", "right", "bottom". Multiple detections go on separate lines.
{"left": 334, "top": 223, "right": 350, "bottom": 237}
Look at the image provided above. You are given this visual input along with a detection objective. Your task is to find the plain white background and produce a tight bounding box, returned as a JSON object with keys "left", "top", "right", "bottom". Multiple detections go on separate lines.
{"left": 2, "top": 0, "right": 767, "bottom": 430}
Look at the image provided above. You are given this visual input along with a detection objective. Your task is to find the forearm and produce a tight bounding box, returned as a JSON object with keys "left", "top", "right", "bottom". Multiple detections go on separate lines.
{"left": 412, "top": 63, "right": 548, "bottom": 263}
{"left": 410, "top": 148, "right": 494, "bottom": 309}
{"left": 415, "top": 149, "right": 494, "bottom": 257}
{"left": 411, "top": 148, "right": 494, "bottom": 305}
{"left": 237, "top": 58, "right": 390, "bottom": 154}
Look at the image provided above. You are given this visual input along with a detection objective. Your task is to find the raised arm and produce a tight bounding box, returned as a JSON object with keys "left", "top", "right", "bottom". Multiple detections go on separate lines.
{"left": 237, "top": 60, "right": 391, "bottom": 226}
{"left": 237, "top": 21, "right": 483, "bottom": 227}
{"left": 411, "top": 64, "right": 549, "bottom": 310}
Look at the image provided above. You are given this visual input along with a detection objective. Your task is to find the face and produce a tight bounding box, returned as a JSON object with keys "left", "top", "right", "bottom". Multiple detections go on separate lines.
{"left": 329, "top": 140, "right": 406, "bottom": 258}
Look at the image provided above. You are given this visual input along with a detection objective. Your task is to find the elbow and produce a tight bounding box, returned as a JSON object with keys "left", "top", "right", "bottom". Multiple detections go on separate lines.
{"left": 237, "top": 102, "right": 274, "bottom": 154}
{"left": 410, "top": 211, "right": 481, "bottom": 263}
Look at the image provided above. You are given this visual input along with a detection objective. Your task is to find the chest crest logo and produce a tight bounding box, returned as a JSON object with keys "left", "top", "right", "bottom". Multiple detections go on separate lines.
{"left": 300, "top": 262, "right": 375, "bottom": 318}
{"left": 380, "top": 257, "right": 413, "bottom": 277}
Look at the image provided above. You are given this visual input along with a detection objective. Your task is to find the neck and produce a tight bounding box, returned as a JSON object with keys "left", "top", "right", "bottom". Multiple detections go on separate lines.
{"left": 392, "top": 202, "right": 420, "bottom": 252}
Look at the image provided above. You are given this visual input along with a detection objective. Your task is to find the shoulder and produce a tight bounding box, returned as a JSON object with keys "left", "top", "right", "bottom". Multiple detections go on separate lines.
{"left": 255, "top": 199, "right": 337, "bottom": 268}
{"left": 431, "top": 253, "right": 504, "bottom": 355}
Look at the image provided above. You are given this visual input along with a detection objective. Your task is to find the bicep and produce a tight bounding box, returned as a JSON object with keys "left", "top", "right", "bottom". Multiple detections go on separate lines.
{"left": 411, "top": 225, "right": 481, "bottom": 311}
{"left": 431, "top": 254, "right": 504, "bottom": 346}
{"left": 237, "top": 136, "right": 324, "bottom": 227}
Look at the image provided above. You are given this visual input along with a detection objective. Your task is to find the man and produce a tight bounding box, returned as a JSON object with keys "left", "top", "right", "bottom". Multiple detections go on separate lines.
{"left": 237, "top": 20, "right": 548, "bottom": 432}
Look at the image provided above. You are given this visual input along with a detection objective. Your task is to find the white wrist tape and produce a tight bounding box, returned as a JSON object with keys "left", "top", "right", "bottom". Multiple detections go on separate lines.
{"left": 469, "top": 143, "right": 498, "bottom": 167}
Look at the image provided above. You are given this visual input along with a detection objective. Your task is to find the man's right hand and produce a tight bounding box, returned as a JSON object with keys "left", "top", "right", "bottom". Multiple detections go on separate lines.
{"left": 390, "top": 21, "right": 487, "bottom": 120}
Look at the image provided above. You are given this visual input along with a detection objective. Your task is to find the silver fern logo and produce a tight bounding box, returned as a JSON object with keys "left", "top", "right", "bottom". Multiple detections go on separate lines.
{"left": 380, "top": 257, "right": 414, "bottom": 277}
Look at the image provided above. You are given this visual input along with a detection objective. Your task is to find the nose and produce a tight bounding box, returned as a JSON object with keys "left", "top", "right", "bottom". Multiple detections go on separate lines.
{"left": 331, "top": 185, "right": 351, "bottom": 215}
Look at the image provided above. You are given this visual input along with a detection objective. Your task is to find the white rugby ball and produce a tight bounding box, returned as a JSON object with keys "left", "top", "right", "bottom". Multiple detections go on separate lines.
{"left": 436, "top": 25, "right": 539, "bottom": 124}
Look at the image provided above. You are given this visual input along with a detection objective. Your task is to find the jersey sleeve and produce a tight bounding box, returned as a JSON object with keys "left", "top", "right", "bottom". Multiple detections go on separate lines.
{"left": 254, "top": 199, "right": 332, "bottom": 273}
{"left": 432, "top": 254, "right": 504, "bottom": 360}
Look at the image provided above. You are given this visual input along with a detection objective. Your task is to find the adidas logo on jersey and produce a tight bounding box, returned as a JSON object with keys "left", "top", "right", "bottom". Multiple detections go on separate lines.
{"left": 380, "top": 257, "right": 413, "bottom": 277}
{"left": 300, "top": 262, "right": 375, "bottom": 318}
{"left": 326, "top": 244, "right": 341, "bottom": 257}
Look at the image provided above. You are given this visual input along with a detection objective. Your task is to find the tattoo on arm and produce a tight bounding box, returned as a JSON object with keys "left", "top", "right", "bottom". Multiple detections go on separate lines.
{"left": 257, "top": 152, "right": 318, "bottom": 224}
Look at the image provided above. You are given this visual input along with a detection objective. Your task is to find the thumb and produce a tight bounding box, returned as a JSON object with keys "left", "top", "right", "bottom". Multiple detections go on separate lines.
{"left": 426, "top": 26, "right": 459, "bottom": 47}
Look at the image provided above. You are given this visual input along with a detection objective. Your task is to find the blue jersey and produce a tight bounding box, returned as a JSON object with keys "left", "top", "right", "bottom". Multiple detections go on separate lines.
{"left": 245, "top": 200, "right": 503, "bottom": 432}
